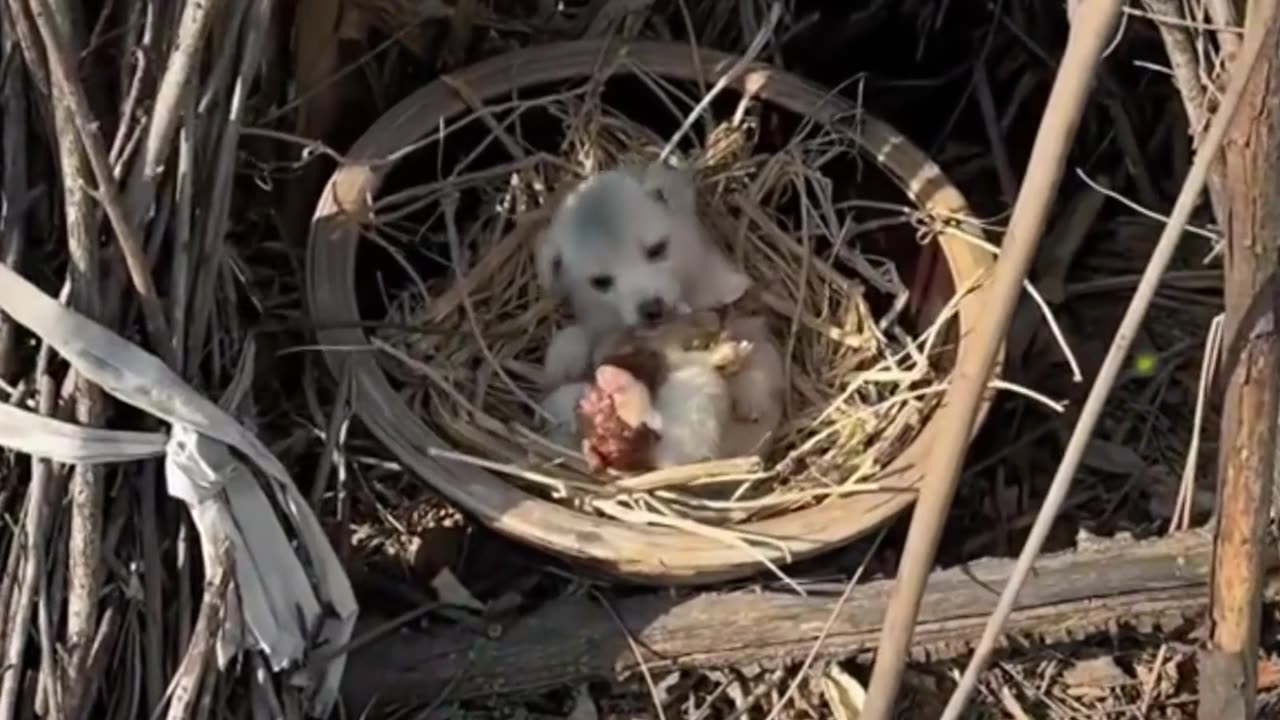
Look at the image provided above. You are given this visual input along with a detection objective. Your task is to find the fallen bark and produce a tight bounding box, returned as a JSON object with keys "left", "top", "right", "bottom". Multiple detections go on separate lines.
{"left": 341, "top": 530, "right": 1279, "bottom": 712}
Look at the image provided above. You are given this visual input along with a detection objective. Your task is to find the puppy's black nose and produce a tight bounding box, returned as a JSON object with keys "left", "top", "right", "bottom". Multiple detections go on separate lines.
{"left": 637, "top": 298, "right": 667, "bottom": 325}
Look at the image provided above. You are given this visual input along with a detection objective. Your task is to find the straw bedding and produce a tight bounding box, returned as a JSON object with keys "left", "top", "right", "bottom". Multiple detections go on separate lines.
{"left": 370, "top": 72, "right": 960, "bottom": 528}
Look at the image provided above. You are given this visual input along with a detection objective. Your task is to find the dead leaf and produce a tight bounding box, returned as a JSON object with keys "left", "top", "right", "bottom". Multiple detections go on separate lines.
{"left": 998, "top": 686, "right": 1032, "bottom": 720}
{"left": 1081, "top": 438, "right": 1147, "bottom": 475}
{"left": 1062, "top": 656, "right": 1130, "bottom": 698}
{"left": 821, "top": 664, "right": 866, "bottom": 720}
{"left": 430, "top": 567, "right": 484, "bottom": 612}
{"left": 329, "top": 164, "right": 376, "bottom": 224}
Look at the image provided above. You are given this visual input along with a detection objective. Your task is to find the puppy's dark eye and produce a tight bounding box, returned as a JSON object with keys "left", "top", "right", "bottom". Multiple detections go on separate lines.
{"left": 645, "top": 238, "right": 669, "bottom": 262}
{"left": 590, "top": 275, "right": 614, "bottom": 292}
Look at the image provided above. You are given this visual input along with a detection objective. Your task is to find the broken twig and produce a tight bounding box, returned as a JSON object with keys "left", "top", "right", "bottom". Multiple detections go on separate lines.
{"left": 860, "top": 2, "right": 1126, "bottom": 717}
{"left": 941, "top": 3, "right": 1276, "bottom": 717}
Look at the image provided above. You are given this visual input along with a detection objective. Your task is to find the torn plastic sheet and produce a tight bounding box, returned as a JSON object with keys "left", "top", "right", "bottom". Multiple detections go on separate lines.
{"left": 0, "top": 262, "right": 357, "bottom": 716}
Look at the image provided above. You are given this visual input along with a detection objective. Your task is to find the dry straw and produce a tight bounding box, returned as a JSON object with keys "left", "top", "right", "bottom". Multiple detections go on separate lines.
{"left": 369, "top": 68, "right": 965, "bottom": 529}
{"left": 307, "top": 40, "right": 1002, "bottom": 581}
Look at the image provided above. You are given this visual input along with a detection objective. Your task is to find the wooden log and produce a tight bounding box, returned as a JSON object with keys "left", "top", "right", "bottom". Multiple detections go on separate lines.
{"left": 340, "top": 531, "right": 1279, "bottom": 712}
{"left": 1199, "top": 3, "right": 1280, "bottom": 718}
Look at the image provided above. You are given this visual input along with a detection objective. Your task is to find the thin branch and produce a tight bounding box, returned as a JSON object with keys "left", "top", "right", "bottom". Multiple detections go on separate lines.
{"left": 859, "top": 2, "right": 1128, "bottom": 718}
{"left": 939, "top": 2, "right": 1277, "bottom": 716}
{"left": 0, "top": 0, "right": 28, "bottom": 381}
{"left": 0, "top": 359, "right": 60, "bottom": 720}
{"left": 162, "top": 542, "right": 231, "bottom": 720}
{"left": 185, "top": 0, "right": 270, "bottom": 370}
{"left": 124, "top": 0, "right": 223, "bottom": 228}
{"left": 56, "top": 93, "right": 108, "bottom": 720}
{"left": 1203, "top": 0, "right": 1242, "bottom": 60}
{"left": 24, "top": 0, "right": 173, "bottom": 361}
{"left": 108, "top": 0, "right": 157, "bottom": 170}
{"left": 0, "top": 0, "right": 48, "bottom": 104}
{"left": 71, "top": 600, "right": 122, "bottom": 720}
{"left": 972, "top": 62, "right": 1017, "bottom": 204}
{"left": 1139, "top": 0, "right": 1229, "bottom": 235}
{"left": 1140, "top": 0, "right": 1210, "bottom": 128}
{"left": 38, "top": 3, "right": 108, "bottom": 716}
{"left": 138, "top": 468, "right": 166, "bottom": 716}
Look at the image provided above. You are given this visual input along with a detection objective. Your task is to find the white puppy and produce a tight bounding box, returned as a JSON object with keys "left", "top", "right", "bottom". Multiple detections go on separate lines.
{"left": 535, "top": 162, "right": 786, "bottom": 461}
{"left": 536, "top": 162, "right": 750, "bottom": 386}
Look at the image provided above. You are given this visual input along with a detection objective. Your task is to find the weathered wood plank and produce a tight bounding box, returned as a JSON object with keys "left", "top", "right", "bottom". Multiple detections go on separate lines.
{"left": 341, "top": 531, "right": 1279, "bottom": 711}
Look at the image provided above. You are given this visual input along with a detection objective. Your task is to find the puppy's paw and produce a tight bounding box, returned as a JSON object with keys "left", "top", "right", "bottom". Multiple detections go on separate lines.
{"left": 732, "top": 388, "right": 771, "bottom": 423}
{"left": 544, "top": 326, "right": 592, "bottom": 386}
{"left": 581, "top": 439, "right": 607, "bottom": 472}
{"left": 725, "top": 344, "right": 778, "bottom": 423}
{"left": 540, "top": 382, "right": 589, "bottom": 447}
{"left": 708, "top": 339, "right": 753, "bottom": 373}
{"left": 730, "top": 359, "right": 783, "bottom": 424}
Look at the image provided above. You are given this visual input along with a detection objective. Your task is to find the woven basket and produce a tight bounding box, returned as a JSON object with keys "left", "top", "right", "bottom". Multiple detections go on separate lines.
{"left": 306, "top": 39, "right": 999, "bottom": 585}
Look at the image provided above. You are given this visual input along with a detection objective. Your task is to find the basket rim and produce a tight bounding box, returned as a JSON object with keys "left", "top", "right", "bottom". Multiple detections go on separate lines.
{"left": 306, "top": 38, "right": 1000, "bottom": 585}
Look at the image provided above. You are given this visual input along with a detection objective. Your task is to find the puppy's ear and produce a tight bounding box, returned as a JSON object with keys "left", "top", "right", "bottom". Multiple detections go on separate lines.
{"left": 685, "top": 247, "right": 751, "bottom": 309}
{"left": 642, "top": 162, "right": 697, "bottom": 215}
{"left": 535, "top": 235, "right": 566, "bottom": 298}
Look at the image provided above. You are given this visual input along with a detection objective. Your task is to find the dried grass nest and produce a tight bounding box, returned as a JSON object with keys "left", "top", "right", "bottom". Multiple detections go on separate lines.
{"left": 308, "top": 40, "right": 998, "bottom": 582}
{"left": 377, "top": 122, "right": 953, "bottom": 524}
